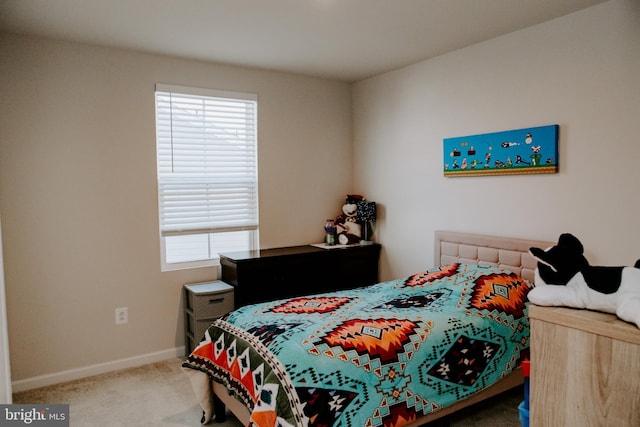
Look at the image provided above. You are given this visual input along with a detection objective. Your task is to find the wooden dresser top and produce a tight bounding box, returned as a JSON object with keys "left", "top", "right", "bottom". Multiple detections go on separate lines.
{"left": 529, "top": 305, "right": 640, "bottom": 345}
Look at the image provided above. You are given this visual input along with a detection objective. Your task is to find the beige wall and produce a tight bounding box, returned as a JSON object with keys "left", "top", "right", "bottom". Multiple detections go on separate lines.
{"left": 353, "top": 0, "right": 640, "bottom": 281}
{"left": 0, "top": 35, "right": 352, "bottom": 384}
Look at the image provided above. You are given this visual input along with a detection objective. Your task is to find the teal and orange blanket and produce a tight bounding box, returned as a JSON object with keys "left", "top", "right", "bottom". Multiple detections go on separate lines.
{"left": 183, "top": 263, "right": 531, "bottom": 426}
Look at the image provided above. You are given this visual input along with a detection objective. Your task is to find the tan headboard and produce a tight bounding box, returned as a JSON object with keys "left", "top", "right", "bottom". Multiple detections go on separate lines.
{"left": 434, "top": 230, "right": 554, "bottom": 283}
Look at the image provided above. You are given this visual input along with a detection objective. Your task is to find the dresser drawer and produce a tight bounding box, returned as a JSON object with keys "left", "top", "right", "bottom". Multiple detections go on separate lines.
{"left": 187, "top": 316, "right": 220, "bottom": 344}
{"left": 188, "top": 291, "right": 234, "bottom": 319}
{"left": 184, "top": 281, "right": 235, "bottom": 319}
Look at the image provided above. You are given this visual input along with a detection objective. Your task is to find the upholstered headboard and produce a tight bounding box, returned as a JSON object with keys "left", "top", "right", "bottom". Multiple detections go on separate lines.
{"left": 434, "top": 230, "right": 554, "bottom": 283}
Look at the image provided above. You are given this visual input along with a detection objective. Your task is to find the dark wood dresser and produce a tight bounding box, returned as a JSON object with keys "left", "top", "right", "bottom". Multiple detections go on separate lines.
{"left": 220, "top": 244, "right": 381, "bottom": 307}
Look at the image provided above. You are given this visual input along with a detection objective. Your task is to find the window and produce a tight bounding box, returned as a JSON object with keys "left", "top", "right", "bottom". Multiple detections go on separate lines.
{"left": 155, "top": 84, "right": 259, "bottom": 270}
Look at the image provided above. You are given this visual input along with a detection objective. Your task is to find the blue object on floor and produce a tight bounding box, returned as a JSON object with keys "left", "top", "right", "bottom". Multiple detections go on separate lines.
{"left": 518, "top": 400, "right": 530, "bottom": 427}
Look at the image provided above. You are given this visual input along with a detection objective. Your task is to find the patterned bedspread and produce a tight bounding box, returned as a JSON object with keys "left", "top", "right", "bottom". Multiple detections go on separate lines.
{"left": 183, "top": 263, "right": 531, "bottom": 426}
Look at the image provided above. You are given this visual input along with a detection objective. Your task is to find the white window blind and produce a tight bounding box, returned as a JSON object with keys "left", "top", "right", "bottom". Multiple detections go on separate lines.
{"left": 155, "top": 84, "right": 258, "bottom": 267}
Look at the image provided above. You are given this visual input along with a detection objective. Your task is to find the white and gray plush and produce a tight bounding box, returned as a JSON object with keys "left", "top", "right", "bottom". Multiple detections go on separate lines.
{"left": 528, "top": 233, "right": 640, "bottom": 328}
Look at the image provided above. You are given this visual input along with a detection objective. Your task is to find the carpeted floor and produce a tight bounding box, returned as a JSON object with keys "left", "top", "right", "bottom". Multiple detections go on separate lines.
{"left": 13, "top": 358, "right": 524, "bottom": 426}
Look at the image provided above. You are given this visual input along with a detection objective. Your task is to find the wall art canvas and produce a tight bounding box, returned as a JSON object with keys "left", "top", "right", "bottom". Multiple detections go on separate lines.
{"left": 443, "top": 124, "right": 559, "bottom": 177}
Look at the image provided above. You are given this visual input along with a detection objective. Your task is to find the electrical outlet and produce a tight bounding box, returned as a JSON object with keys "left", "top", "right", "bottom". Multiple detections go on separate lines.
{"left": 115, "top": 307, "right": 128, "bottom": 325}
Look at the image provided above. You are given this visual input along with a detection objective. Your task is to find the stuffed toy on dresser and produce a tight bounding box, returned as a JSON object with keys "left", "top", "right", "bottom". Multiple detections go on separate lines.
{"left": 528, "top": 233, "right": 640, "bottom": 328}
{"left": 334, "top": 194, "right": 363, "bottom": 245}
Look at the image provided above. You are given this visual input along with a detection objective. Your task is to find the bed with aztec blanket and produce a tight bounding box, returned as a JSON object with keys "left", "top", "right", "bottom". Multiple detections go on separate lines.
{"left": 183, "top": 231, "right": 553, "bottom": 426}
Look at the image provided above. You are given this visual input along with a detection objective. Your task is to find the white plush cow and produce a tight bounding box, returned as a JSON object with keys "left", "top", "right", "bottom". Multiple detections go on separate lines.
{"left": 528, "top": 233, "right": 640, "bottom": 328}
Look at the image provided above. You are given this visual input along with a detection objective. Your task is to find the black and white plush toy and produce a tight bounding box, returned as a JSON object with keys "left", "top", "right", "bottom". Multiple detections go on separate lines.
{"left": 528, "top": 233, "right": 640, "bottom": 328}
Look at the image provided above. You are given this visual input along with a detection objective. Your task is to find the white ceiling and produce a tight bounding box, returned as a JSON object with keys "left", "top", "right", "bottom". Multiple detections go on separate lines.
{"left": 0, "top": 0, "right": 607, "bottom": 82}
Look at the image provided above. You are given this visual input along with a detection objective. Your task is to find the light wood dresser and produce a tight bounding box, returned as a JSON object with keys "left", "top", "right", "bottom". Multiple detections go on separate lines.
{"left": 529, "top": 305, "right": 640, "bottom": 426}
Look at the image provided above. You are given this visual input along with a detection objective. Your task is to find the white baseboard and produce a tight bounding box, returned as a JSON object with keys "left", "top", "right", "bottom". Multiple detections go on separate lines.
{"left": 11, "top": 346, "right": 186, "bottom": 393}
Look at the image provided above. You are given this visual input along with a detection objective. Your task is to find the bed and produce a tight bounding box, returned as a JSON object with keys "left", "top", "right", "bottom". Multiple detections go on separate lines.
{"left": 183, "top": 230, "right": 553, "bottom": 426}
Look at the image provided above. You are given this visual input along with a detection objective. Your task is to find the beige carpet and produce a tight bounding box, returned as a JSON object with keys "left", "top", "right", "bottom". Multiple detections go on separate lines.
{"left": 13, "top": 358, "right": 524, "bottom": 426}
{"left": 12, "top": 358, "right": 242, "bottom": 427}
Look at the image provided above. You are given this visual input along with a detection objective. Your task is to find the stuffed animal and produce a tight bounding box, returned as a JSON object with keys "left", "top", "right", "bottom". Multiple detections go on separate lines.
{"left": 334, "top": 195, "right": 363, "bottom": 245}
{"left": 528, "top": 233, "right": 640, "bottom": 328}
